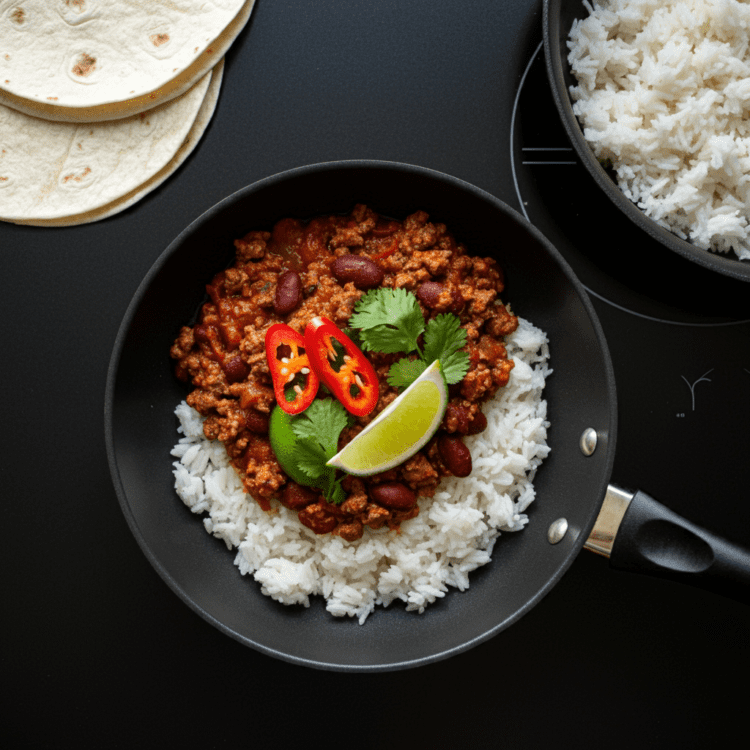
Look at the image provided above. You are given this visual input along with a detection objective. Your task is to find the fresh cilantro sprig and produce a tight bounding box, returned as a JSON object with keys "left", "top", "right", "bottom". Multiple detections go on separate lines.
{"left": 422, "top": 313, "right": 470, "bottom": 385}
{"left": 349, "top": 288, "right": 425, "bottom": 354}
{"left": 291, "top": 399, "right": 352, "bottom": 505}
{"left": 350, "top": 289, "right": 470, "bottom": 390}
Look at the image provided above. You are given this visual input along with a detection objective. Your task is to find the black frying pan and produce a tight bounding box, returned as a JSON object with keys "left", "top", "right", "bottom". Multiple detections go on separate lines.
{"left": 104, "top": 161, "right": 750, "bottom": 672}
{"left": 543, "top": 0, "right": 750, "bottom": 283}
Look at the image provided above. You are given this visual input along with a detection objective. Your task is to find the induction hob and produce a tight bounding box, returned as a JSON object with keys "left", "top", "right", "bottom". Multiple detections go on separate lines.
{"left": 509, "top": 40, "right": 750, "bottom": 548}
{"left": 3, "top": 2, "right": 750, "bottom": 746}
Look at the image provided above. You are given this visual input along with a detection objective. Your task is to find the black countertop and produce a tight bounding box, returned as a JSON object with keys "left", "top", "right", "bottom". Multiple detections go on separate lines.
{"left": 3, "top": 2, "right": 749, "bottom": 747}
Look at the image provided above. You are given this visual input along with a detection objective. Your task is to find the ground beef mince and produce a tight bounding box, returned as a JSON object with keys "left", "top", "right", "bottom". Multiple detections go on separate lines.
{"left": 170, "top": 204, "right": 518, "bottom": 541}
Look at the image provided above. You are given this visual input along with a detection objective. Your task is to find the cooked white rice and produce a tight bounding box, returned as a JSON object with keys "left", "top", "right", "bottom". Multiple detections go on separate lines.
{"left": 568, "top": 0, "right": 750, "bottom": 260}
{"left": 171, "top": 317, "right": 551, "bottom": 623}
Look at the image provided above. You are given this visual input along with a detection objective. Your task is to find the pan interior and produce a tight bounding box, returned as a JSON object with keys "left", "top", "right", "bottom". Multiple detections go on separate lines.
{"left": 106, "top": 161, "right": 616, "bottom": 670}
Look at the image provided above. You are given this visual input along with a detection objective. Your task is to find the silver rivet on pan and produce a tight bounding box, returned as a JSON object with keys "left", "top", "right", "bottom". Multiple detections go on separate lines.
{"left": 548, "top": 518, "right": 568, "bottom": 544}
{"left": 580, "top": 427, "right": 598, "bottom": 456}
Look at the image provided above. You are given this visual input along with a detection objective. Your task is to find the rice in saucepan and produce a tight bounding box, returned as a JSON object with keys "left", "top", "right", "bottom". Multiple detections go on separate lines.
{"left": 171, "top": 317, "right": 550, "bottom": 623}
{"left": 568, "top": 0, "right": 750, "bottom": 260}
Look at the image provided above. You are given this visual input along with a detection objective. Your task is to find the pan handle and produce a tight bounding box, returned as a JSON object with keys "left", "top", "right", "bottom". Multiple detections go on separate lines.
{"left": 585, "top": 485, "right": 750, "bottom": 604}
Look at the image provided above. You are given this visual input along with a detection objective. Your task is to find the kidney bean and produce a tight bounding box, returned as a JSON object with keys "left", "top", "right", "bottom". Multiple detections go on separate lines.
{"left": 467, "top": 410, "right": 488, "bottom": 435}
{"left": 223, "top": 355, "right": 249, "bottom": 383}
{"left": 194, "top": 323, "right": 223, "bottom": 346}
{"left": 438, "top": 434, "right": 473, "bottom": 477}
{"left": 417, "top": 281, "right": 464, "bottom": 313}
{"left": 330, "top": 254, "right": 384, "bottom": 289}
{"left": 442, "top": 403, "right": 471, "bottom": 433}
{"left": 416, "top": 281, "right": 444, "bottom": 309}
{"left": 369, "top": 482, "right": 417, "bottom": 510}
{"left": 243, "top": 408, "right": 269, "bottom": 434}
{"left": 280, "top": 481, "right": 319, "bottom": 510}
{"left": 274, "top": 270, "right": 302, "bottom": 316}
{"left": 442, "top": 405, "right": 488, "bottom": 434}
{"left": 193, "top": 324, "right": 211, "bottom": 344}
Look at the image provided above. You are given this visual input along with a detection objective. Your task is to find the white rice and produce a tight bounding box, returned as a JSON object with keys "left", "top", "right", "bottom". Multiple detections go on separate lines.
{"left": 170, "top": 317, "right": 551, "bottom": 623}
{"left": 568, "top": 0, "right": 750, "bottom": 260}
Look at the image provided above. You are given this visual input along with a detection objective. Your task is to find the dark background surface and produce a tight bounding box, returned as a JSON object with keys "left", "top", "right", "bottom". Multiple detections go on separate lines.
{"left": 2, "top": 2, "right": 749, "bottom": 748}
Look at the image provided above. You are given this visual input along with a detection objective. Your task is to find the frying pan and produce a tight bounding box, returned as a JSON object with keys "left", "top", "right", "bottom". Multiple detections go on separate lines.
{"left": 105, "top": 160, "right": 750, "bottom": 671}
{"left": 543, "top": 0, "right": 750, "bottom": 283}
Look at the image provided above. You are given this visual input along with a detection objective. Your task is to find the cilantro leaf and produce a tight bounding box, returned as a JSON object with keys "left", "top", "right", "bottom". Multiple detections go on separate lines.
{"left": 292, "top": 398, "right": 352, "bottom": 457}
{"left": 294, "top": 438, "right": 328, "bottom": 480}
{"left": 436, "top": 349, "right": 470, "bottom": 385}
{"left": 289, "top": 398, "right": 352, "bottom": 505}
{"left": 323, "top": 473, "right": 347, "bottom": 506}
{"left": 351, "top": 291, "right": 473, "bottom": 387}
{"left": 349, "top": 288, "right": 425, "bottom": 354}
{"left": 348, "top": 286, "right": 475, "bottom": 397}
{"left": 350, "top": 288, "right": 416, "bottom": 329}
{"left": 329, "top": 480, "right": 346, "bottom": 505}
{"left": 422, "top": 314, "right": 470, "bottom": 384}
{"left": 386, "top": 357, "right": 427, "bottom": 390}
{"left": 422, "top": 313, "right": 466, "bottom": 362}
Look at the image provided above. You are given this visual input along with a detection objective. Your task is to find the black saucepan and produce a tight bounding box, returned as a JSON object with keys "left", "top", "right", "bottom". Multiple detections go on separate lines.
{"left": 105, "top": 161, "right": 750, "bottom": 672}
{"left": 543, "top": 0, "right": 750, "bottom": 283}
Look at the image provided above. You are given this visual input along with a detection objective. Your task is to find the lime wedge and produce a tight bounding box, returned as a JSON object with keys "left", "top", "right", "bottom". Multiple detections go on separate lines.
{"left": 327, "top": 360, "right": 447, "bottom": 476}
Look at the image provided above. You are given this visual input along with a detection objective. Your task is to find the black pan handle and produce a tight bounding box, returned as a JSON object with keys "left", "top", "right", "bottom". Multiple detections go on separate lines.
{"left": 585, "top": 485, "right": 750, "bottom": 604}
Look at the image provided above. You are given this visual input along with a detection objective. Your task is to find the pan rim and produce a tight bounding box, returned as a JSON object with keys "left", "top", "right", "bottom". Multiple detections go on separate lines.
{"left": 542, "top": 0, "right": 750, "bottom": 283}
{"left": 104, "top": 159, "right": 618, "bottom": 671}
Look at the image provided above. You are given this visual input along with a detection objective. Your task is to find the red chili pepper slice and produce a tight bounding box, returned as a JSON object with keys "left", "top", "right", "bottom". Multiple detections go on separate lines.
{"left": 304, "top": 316, "right": 379, "bottom": 416}
{"left": 265, "top": 323, "right": 319, "bottom": 414}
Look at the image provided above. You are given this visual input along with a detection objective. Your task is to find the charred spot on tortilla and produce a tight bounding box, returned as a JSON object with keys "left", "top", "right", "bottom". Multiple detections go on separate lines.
{"left": 150, "top": 33, "right": 170, "bottom": 48}
{"left": 71, "top": 52, "right": 96, "bottom": 78}
{"left": 61, "top": 166, "right": 92, "bottom": 184}
{"left": 9, "top": 7, "right": 26, "bottom": 26}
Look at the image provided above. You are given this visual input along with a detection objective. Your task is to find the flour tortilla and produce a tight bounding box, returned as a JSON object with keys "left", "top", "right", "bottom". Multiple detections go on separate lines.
{"left": 6, "top": 60, "right": 224, "bottom": 227}
{"left": 0, "top": 62, "right": 221, "bottom": 223}
{"left": 0, "top": 0, "right": 252, "bottom": 122}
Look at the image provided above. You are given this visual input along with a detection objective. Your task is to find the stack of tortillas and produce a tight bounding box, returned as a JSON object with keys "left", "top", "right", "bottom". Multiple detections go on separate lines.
{"left": 0, "top": 0, "right": 255, "bottom": 226}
